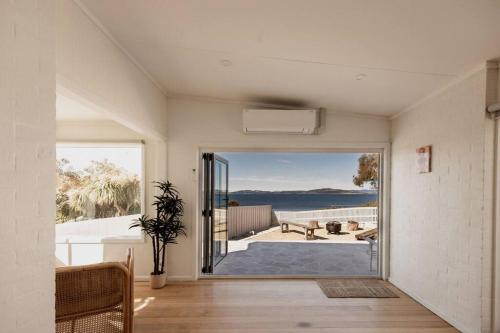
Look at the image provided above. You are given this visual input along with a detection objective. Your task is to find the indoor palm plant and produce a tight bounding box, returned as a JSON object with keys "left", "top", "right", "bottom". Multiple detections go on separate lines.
{"left": 130, "top": 181, "right": 186, "bottom": 288}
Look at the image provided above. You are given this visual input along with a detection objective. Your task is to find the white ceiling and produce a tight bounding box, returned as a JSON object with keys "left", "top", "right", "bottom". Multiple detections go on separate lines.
{"left": 80, "top": 0, "right": 500, "bottom": 116}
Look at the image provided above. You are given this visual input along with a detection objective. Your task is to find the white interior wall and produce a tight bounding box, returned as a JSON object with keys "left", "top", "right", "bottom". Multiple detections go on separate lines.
{"left": 490, "top": 61, "right": 500, "bottom": 332}
{"left": 165, "top": 98, "right": 391, "bottom": 279}
{"left": 56, "top": 120, "right": 166, "bottom": 277}
{"left": 56, "top": 0, "right": 168, "bottom": 140}
{"left": 390, "top": 68, "right": 492, "bottom": 333}
{"left": 0, "top": 1, "right": 55, "bottom": 333}
{"left": 482, "top": 61, "right": 499, "bottom": 333}
{"left": 55, "top": 0, "right": 169, "bottom": 278}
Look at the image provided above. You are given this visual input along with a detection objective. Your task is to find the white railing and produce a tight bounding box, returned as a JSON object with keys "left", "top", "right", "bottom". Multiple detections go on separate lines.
{"left": 55, "top": 215, "right": 143, "bottom": 267}
{"left": 55, "top": 214, "right": 142, "bottom": 242}
{"left": 227, "top": 205, "right": 273, "bottom": 239}
{"left": 274, "top": 207, "right": 377, "bottom": 228}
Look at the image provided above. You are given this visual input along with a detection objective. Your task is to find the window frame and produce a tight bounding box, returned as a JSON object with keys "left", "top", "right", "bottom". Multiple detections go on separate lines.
{"left": 55, "top": 140, "right": 146, "bottom": 243}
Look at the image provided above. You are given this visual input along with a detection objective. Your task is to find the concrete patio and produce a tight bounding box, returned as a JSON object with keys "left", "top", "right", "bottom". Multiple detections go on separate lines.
{"left": 213, "top": 240, "right": 378, "bottom": 276}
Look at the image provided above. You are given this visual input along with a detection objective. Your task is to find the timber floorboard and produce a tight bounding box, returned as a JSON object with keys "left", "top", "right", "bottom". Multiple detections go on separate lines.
{"left": 133, "top": 279, "right": 458, "bottom": 333}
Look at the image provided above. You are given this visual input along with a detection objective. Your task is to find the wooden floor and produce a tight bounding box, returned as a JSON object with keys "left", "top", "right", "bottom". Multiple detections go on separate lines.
{"left": 133, "top": 279, "right": 458, "bottom": 333}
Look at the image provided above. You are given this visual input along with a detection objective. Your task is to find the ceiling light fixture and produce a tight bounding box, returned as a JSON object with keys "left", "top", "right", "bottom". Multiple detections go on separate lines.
{"left": 220, "top": 59, "right": 232, "bottom": 67}
{"left": 356, "top": 73, "right": 367, "bottom": 80}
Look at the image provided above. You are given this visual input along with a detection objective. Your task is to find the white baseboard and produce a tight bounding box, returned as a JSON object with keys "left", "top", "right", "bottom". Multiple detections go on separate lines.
{"left": 389, "top": 277, "right": 472, "bottom": 333}
{"left": 135, "top": 275, "right": 149, "bottom": 282}
{"left": 135, "top": 275, "right": 195, "bottom": 282}
{"left": 167, "top": 275, "right": 196, "bottom": 281}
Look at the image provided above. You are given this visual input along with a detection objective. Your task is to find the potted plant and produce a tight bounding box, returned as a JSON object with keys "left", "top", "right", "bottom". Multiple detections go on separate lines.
{"left": 130, "top": 181, "right": 186, "bottom": 289}
{"left": 347, "top": 220, "right": 359, "bottom": 231}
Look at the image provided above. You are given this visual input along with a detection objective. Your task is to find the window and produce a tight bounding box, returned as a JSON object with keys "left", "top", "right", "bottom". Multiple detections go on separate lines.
{"left": 55, "top": 142, "right": 144, "bottom": 241}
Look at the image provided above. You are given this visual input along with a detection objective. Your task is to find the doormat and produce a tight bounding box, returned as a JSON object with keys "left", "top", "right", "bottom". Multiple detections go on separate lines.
{"left": 317, "top": 279, "right": 399, "bottom": 298}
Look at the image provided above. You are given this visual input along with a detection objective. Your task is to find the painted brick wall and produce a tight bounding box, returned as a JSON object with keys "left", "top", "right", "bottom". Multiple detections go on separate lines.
{"left": 0, "top": 1, "right": 55, "bottom": 333}
{"left": 390, "top": 70, "right": 488, "bottom": 333}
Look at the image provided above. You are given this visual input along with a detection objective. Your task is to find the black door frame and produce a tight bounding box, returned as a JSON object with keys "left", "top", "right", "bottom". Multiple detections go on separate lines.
{"left": 201, "top": 153, "right": 229, "bottom": 274}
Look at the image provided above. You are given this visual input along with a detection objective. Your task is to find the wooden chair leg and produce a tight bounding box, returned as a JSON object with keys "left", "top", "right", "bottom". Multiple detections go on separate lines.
{"left": 305, "top": 229, "right": 315, "bottom": 240}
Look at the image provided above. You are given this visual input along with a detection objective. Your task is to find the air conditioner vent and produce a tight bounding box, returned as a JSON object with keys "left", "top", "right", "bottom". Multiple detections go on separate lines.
{"left": 242, "top": 109, "right": 319, "bottom": 135}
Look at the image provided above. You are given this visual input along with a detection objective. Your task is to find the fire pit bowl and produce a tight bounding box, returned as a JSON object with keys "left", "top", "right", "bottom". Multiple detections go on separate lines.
{"left": 326, "top": 221, "right": 342, "bottom": 234}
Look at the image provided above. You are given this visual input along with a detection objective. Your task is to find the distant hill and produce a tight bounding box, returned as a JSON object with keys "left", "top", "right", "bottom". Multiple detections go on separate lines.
{"left": 230, "top": 188, "right": 376, "bottom": 195}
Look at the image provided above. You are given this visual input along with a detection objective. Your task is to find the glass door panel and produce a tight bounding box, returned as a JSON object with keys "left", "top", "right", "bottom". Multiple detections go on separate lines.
{"left": 201, "top": 153, "right": 228, "bottom": 274}
{"left": 213, "top": 157, "right": 228, "bottom": 266}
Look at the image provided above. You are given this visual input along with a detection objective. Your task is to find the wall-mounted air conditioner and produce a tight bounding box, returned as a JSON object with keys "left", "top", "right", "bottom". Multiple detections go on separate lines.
{"left": 242, "top": 109, "right": 320, "bottom": 134}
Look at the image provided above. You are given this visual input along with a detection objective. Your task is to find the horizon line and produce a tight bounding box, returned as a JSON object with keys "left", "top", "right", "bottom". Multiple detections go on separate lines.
{"left": 229, "top": 188, "right": 377, "bottom": 193}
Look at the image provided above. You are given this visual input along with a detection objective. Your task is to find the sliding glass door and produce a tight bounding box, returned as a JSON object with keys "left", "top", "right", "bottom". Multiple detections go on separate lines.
{"left": 201, "top": 153, "right": 229, "bottom": 273}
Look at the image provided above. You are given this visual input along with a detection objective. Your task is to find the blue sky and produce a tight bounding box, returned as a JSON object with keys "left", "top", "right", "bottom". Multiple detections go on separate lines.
{"left": 217, "top": 152, "right": 369, "bottom": 192}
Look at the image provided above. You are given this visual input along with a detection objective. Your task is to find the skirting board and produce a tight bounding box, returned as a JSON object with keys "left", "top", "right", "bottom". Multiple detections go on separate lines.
{"left": 135, "top": 275, "right": 195, "bottom": 282}
{"left": 389, "top": 277, "right": 471, "bottom": 333}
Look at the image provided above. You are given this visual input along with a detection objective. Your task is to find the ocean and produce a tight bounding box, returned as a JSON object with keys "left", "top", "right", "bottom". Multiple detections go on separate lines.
{"left": 228, "top": 192, "right": 377, "bottom": 211}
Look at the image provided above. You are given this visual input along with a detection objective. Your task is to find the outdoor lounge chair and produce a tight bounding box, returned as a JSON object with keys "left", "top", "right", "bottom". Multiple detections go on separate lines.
{"left": 55, "top": 249, "right": 134, "bottom": 333}
{"left": 356, "top": 228, "right": 378, "bottom": 240}
{"left": 279, "top": 220, "right": 322, "bottom": 240}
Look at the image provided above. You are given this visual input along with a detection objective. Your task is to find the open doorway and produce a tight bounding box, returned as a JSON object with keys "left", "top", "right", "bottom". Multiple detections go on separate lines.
{"left": 200, "top": 151, "right": 382, "bottom": 277}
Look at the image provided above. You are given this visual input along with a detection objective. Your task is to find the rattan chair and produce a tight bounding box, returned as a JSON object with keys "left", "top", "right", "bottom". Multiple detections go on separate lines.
{"left": 55, "top": 249, "right": 134, "bottom": 333}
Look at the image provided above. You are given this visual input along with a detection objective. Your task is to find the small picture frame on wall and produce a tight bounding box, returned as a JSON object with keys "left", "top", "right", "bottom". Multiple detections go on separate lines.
{"left": 416, "top": 145, "right": 432, "bottom": 173}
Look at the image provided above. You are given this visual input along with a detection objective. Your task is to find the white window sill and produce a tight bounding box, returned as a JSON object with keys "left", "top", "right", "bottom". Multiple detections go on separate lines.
{"left": 56, "top": 235, "right": 145, "bottom": 244}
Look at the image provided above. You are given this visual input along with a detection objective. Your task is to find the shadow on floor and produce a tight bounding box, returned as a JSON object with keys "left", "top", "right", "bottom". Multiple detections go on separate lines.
{"left": 214, "top": 241, "right": 377, "bottom": 276}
